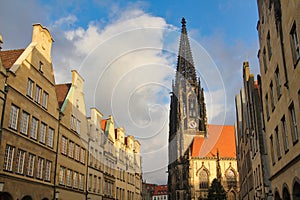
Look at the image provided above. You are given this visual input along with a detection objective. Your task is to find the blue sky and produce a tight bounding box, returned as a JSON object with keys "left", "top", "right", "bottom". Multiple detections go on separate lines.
{"left": 1, "top": 0, "right": 260, "bottom": 184}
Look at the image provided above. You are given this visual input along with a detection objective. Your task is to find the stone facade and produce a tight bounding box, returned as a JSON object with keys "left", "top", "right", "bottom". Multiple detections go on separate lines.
{"left": 235, "top": 61, "right": 272, "bottom": 200}
{"left": 0, "top": 24, "right": 59, "bottom": 200}
{"left": 0, "top": 24, "right": 142, "bottom": 200}
{"left": 256, "top": 0, "right": 300, "bottom": 199}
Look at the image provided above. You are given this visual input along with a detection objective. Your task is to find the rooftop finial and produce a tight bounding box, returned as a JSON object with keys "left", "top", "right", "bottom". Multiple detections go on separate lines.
{"left": 181, "top": 17, "right": 186, "bottom": 27}
{"left": 0, "top": 34, "right": 3, "bottom": 50}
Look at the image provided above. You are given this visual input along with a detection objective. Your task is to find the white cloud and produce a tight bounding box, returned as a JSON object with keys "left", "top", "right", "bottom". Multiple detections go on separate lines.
{"left": 50, "top": 6, "right": 175, "bottom": 184}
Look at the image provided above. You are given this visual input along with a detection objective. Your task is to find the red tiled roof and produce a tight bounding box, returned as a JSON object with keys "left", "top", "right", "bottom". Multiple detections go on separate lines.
{"left": 191, "top": 124, "right": 236, "bottom": 158}
{"left": 55, "top": 83, "right": 71, "bottom": 108}
{"left": 0, "top": 49, "right": 25, "bottom": 69}
{"left": 153, "top": 185, "right": 168, "bottom": 196}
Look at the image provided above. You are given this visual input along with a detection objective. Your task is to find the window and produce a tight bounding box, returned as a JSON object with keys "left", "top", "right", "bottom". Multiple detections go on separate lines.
{"left": 47, "top": 127, "right": 54, "bottom": 148}
{"left": 26, "top": 79, "right": 34, "bottom": 98}
{"left": 75, "top": 145, "right": 80, "bottom": 161}
{"left": 275, "top": 127, "right": 282, "bottom": 159}
{"left": 226, "top": 169, "right": 237, "bottom": 188}
{"left": 66, "top": 169, "right": 72, "bottom": 187}
{"left": 34, "top": 85, "right": 42, "bottom": 104}
{"left": 61, "top": 136, "right": 67, "bottom": 155}
{"left": 189, "top": 95, "right": 196, "bottom": 117}
{"left": 27, "top": 153, "right": 35, "bottom": 177}
{"left": 42, "top": 91, "right": 48, "bottom": 109}
{"left": 199, "top": 170, "right": 209, "bottom": 189}
{"left": 20, "top": 111, "right": 29, "bottom": 135}
{"left": 267, "top": 31, "right": 272, "bottom": 60}
{"left": 68, "top": 141, "right": 75, "bottom": 158}
{"left": 275, "top": 67, "right": 282, "bottom": 99}
{"left": 76, "top": 119, "right": 81, "bottom": 134}
{"left": 30, "top": 117, "right": 39, "bottom": 140}
{"left": 270, "top": 81, "right": 275, "bottom": 110}
{"left": 281, "top": 116, "right": 289, "bottom": 152}
{"left": 59, "top": 166, "right": 66, "bottom": 185}
{"left": 290, "top": 22, "right": 300, "bottom": 63}
{"left": 39, "top": 61, "right": 43, "bottom": 72}
{"left": 16, "top": 149, "right": 26, "bottom": 174}
{"left": 71, "top": 115, "right": 76, "bottom": 130}
{"left": 73, "top": 171, "right": 78, "bottom": 188}
{"left": 263, "top": 48, "right": 268, "bottom": 72}
{"left": 89, "top": 173, "right": 92, "bottom": 191}
{"left": 3, "top": 145, "right": 15, "bottom": 171}
{"left": 270, "top": 135, "right": 275, "bottom": 165}
{"left": 39, "top": 122, "right": 47, "bottom": 143}
{"left": 289, "top": 103, "right": 298, "bottom": 143}
{"left": 79, "top": 173, "right": 84, "bottom": 190}
{"left": 36, "top": 157, "right": 44, "bottom": 179}
{"left": 45, "top": 160, "right": 52, "bottom": 181}
{"left": 80, "top": 148, "right": 85, "bottom": 164}
{"left": 265, "top": 94, "right": 270, "bottom": 120}
{"left": 8, "top": 104, "right": 19, "bottom": 130}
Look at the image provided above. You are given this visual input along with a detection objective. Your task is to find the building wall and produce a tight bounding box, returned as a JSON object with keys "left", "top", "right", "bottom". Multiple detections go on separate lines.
{"left": 257, "top": 0, "right": 300, "bottom": 198}
{"left": 235, "top": 62, "right": 272, "bottom": 200}
{"left": 0, "top": 24, "right": 143, "bottom": 200}
{"left": 0, "top": 24, "right": 59, "bottom": 200}
{"left": 56, "top": 70, "right": 88, "bottom": 199}
{"left": 189, "top": 157, "right": 238, "bottom": 200}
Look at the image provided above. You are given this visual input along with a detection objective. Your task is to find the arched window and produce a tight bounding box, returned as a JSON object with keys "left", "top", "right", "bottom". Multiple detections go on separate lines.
{"left": 274, "top": 191, "right": 281, "bottom": 200}
{"left": 293, "top": 181, "right": 300, "bottom": 200}
{"left": 226, "top": 169, "right": 237, "bottom": 189}
{"left": 228, "top": 191, "right": 236, "bottom": 200}
{"left": 188, "top": 94, "right": 196, "bottom": 117}
{"left": 283, "top": 187, "right": 291, "bottom": 200}
{"left": 199, "top": 170, "right": 209, "bottom": 189}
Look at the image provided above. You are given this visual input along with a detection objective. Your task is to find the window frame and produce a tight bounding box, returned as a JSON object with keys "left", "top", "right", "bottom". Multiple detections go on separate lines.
{"left": 26, "top": 78, "right": 34, "bottom": 98}
{"left": 290, "top": 22, "right": 300, "bottom": 65}
{"left": 4, "top": 145, "right": 15, "bottom": 172}
{"left": 20, "top": 111, "right": 29, "bottom": 135}
{"left": 30, "top": 117, "right": 39, "bottom": 140}
{"left": 8, "top": 104, "right": 19, "bottom": 130}
{"left": 34, "top": 85, "right": 42, "bottom": 104}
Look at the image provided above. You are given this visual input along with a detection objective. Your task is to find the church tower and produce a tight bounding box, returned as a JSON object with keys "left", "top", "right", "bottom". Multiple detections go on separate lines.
{"left": 168, "top": 18, "right": 207, "bottom": 199}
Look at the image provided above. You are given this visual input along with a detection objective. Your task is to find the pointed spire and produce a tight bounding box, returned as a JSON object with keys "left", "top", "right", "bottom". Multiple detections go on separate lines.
{"left": 176, "top": 17, "right": 197, "bottom": 86}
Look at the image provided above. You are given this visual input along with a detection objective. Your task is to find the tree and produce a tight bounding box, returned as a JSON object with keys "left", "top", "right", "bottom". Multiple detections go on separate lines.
{"left": 207, "top": 178, "right": 226, "bottom": 200}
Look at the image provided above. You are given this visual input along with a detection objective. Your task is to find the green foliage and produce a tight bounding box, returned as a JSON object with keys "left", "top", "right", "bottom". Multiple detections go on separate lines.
{"left": 207, "top": 178, "right": 226, "bottom": 200}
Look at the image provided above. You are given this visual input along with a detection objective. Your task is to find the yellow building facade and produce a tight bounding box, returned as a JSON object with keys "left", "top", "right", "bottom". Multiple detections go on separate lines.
{"left": 0, "top": 24, "right": 142, "bottom": 200}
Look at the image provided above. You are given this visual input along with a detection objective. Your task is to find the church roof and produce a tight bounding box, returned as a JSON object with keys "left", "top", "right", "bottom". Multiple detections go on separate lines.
{"left": 191, "top": 124, "right": 236, "bottom": 158}
{"left": 0, "top": 49, "right": 25, "bottom": 69}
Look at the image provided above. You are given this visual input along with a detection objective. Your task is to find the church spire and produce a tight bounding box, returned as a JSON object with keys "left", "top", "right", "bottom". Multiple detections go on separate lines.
{"left": 176, "top": 17, "right": 197, "bottom": 86}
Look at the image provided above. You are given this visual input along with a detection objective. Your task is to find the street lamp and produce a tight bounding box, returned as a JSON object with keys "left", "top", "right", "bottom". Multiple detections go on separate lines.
{"left": 0, "top": 182, "right": 4, "bottom": 192}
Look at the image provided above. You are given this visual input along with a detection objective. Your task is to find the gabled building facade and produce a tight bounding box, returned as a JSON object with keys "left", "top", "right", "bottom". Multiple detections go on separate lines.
{"left": 55, "top": 70, "right": 89, "bottom": 199}
{"left": 87, "top": 107, "right": 105, "bottom": 199}
{"left": 235, "top": 61, "right": 271, "bottom": 200}
{"left": 256, "top": 0, "right": 300, "bottom": 199}
{"left": 0, "top": 24, "right": 60, "bottom": 200}
{"left": 0, "top": 23, "right": 143, "bottom": 200}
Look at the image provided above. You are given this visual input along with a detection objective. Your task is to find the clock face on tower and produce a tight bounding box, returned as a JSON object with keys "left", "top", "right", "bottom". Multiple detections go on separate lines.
{"left": 188, "top": 119, "right": 197, "bottom": 129}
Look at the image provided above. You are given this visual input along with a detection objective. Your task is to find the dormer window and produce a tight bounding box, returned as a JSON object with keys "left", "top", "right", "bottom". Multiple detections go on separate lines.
{"left": 39, "top": 61, "right": 43, "bottom": 73}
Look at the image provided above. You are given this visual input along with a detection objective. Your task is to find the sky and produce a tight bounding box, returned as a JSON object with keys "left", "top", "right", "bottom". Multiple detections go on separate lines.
{"left": 0, "top": 0, "right": 260, "bottom": 184}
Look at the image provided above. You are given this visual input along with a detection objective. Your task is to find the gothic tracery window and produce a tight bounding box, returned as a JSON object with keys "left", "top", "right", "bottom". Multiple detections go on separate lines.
{"left": 199, "top": 170, "right": 209, "bottom": 189}
{"left": 226, "top": 169, "right": 237, "bottom": 189}
{"left": 188, "top": 94, "right": 196, "bottom": 117}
